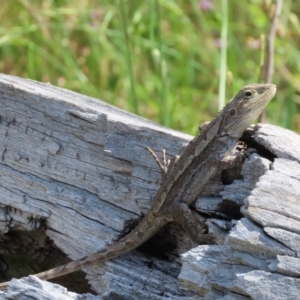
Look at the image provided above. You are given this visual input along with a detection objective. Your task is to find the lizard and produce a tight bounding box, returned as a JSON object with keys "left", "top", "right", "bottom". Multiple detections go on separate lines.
{"left": 0, "top": 83, "right": 276, "bottom": 290}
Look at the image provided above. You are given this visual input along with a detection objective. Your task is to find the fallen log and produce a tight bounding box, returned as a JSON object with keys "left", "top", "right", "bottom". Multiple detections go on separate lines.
{"left": 0, "top": 74, "right": 298, "bottom": 300}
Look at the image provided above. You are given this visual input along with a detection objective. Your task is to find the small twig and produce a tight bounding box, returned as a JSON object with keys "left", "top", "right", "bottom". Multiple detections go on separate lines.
{"left": 154, "top": 0, "right": 168, "bottom": 126}
{"left": 265, "top": 0, "right": 283, "bottom": 83}
{"left": 218, "top": 0, "right": 228, "bottom": 111}
{"left": 258, "top": 0, "right": 283, "bottom": 122}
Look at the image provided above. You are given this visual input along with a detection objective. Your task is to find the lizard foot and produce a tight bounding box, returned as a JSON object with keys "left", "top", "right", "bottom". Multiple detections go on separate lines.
{"left": 147, "top": 147, "right": 179, "bottom": 180}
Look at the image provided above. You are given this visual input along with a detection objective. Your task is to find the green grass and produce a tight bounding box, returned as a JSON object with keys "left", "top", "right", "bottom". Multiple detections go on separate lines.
{"left": 0, "top": 0, "right": 299, "bottom": 135}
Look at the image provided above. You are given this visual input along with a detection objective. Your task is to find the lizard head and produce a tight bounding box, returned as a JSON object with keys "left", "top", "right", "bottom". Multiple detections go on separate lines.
{"left": 221, "top": 83, "right": 276, "bottom": 138}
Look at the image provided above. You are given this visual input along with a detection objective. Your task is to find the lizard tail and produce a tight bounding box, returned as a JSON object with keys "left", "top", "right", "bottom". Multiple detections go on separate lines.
{"left": 0, "top": 214, "right": 165, "bottom": 290}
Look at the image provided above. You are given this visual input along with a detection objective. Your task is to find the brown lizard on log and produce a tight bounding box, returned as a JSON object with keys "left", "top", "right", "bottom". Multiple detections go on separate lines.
{"left": 0, "top": 83, "right": 276, "bottom": 290}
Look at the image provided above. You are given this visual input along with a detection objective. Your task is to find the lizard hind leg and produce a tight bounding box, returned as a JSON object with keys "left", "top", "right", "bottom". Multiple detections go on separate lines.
{"left": 147, "top": 147, "right": 179, "bottom": 180}
{"left": 167, "top": 203, "right": 215, "bottom": 245}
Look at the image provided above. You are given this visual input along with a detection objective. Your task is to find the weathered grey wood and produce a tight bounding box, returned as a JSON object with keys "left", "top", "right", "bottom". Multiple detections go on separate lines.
{"left": 0, "top": 275, "right": 99, "bottom": 300}
{"left": 269, "top": 255, "right": 300, "bottom": 277}
{"left": 0, "top": 74, "right": 299, "bottom": 299}
{"left": 254, "top": 123, "right": 300, "bottom": 162}
{"left": 180, "top": 125, "right": 300, "bottom": 299}
{"left": 229, "top": 217, "right": 294, "bottom": 256}
{"left": 0, "top": 74, "right": 195, "bottom": 299}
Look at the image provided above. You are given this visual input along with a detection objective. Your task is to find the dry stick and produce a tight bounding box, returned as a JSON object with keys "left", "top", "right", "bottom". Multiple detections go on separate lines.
{"left": 265, "top": 0, "right": 283, "bottom": 83}
{"left": 258, "top": 0, "right": 283, "bottom": 122}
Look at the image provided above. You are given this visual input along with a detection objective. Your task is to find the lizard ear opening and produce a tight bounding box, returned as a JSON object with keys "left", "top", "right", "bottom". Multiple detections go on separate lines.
{"left": 230, "top": 109, "right": 236, "bottom": 115}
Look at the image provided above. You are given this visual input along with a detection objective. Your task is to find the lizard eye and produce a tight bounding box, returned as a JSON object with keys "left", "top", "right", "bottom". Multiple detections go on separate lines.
{"left": 244, "top": 90, "right": 254, "bottom": 98}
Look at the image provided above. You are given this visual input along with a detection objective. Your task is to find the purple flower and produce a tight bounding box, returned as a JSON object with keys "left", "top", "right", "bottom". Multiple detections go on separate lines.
{"left": 214, "top": 38, "right": 228, "bottom": 49}
{"left": 200, "top": 0, "right": 215, "bottom": 11}
{"left": 214, "top": 38, "right": 221, "bottom": 48}
{"left": 247, "top": 38, "right": 261, "bottom": 49}
{"left": 89, "top": 10, "right": 103, "bottom": 27}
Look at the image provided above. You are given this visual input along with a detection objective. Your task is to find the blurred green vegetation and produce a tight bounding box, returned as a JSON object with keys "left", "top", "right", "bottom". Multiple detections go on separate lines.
{"left": 0, "top": 0, "right": 299, "bottom": 135}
